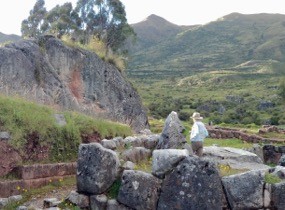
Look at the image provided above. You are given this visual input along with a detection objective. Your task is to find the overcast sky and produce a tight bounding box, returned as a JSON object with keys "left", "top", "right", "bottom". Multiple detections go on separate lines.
{"left": 1, "top": 0, "right": 285, "bottom": 35}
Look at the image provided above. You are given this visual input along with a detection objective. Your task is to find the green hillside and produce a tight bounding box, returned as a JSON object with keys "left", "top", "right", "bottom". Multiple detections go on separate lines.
{"left": 0, "top": 32, "right": 21, "bottom": 44}
{"left": 126, "top": 13, "right": 285, "bottom": 126}
{"left": 128, "top": 13, "right": 285, "bottom": 76}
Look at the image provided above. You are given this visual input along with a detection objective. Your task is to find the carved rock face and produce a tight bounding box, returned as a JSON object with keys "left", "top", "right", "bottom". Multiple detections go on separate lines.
{"left": 0, "top": 35, "right": 149, "bottom": 132}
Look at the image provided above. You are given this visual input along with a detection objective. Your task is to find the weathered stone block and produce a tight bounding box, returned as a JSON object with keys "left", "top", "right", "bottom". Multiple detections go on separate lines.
{"left": 77, "top": 143, "right": 120, "bottom": 194}
{"left": 157, "top": 156, "right": 224, "bottom": 210}
{"left": 118, "top": 170, "right": 161, "bottom": 210}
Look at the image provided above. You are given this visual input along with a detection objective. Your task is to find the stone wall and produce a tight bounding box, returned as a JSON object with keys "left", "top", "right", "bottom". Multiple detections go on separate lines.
{"left": 208, "top": 126, "right": 285, "bottom": 144}
{"left": 73, "top": 140, "right": 285, "bottom": 210}
{"left": 0, "top": 162, "right": 76, "bottom": 198}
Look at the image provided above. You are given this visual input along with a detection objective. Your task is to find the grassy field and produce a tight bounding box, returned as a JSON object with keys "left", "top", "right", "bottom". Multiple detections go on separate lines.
{"left": 127, "top": 65, "right": 285, "bottom": 126}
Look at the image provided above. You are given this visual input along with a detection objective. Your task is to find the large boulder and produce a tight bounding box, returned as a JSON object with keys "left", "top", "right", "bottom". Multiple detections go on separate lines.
{"left": 203, "top": 146, "right": 269, "bottom": 171}
{"left": 156, "top": 111, "right": 186, "bottom": 149}
{"left": 77, "top": 143, "right": 120, "bottom": 194}
{"left": 0, "top": 36, "right": 148, "bottom": 131}
{"left": 157, "top": 156, "right": 224, "bottom": 210}
{"left": 152, "top": 149, "right": 189, "bottom": 178}
{"left": 117, "top": 170, "right": 161, "bottom": 210}
{"left": 222, "top": 170, "right": 266, "bottom": 209}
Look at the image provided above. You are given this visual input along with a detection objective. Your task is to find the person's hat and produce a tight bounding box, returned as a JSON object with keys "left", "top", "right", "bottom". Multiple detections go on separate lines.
{"left": 191, "top": 112, "right": 203, "bottom": 120}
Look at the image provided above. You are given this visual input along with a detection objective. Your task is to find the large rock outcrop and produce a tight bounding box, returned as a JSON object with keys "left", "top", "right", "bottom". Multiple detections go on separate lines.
{"left": 0, "top": 35, "right": 148, "bottom": 131}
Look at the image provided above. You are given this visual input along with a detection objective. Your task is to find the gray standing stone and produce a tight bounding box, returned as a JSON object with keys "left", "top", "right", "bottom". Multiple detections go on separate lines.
{"left": 152, "top": 149, "right": 189, "bottom": 178}
{"left": 157, "top": 156, "right": 224, "bottom": 210}
{"left": 156, "top": 111, "right": 186, "bottom": 149}
{"left": 271, "top": 182, "right": 285, "bottom": 209}
{"left": 118, "top": 170, "right": 162, "bottom": 210}
{"left": 77, "top": 143, "right": 120, "bottom": 194}
{"left": 222, "top": 170, "right": 265, "bottom": 210}
{"left": 90, "top": 194, "right": 108, "bottom": 210}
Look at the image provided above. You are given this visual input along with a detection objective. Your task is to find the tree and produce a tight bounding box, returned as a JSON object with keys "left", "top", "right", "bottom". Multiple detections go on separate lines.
{"left": 21, "top": 0, "right": 47, "bottom": 38}
{"left": 41, "top": 3, "right": 80, "bottom": 38}
{"left": 21, "top": 0, "right": 135, "bottom": 55}
{"left": 75, "top": 0, "right": 135, "bottom": 53}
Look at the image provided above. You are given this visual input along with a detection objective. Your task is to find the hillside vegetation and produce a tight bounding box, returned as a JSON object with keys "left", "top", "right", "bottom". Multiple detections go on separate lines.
{"left": 128, "top": 13, "right": 285, "bottom": 73}
{"left": 127, "top": 13, "right": 285, "bottom": 126}
{"left": 0, "top": 32, "right": 21, "bottom": 44}
{"left": 0, "top": 95, "right": 132, "bottom": 164}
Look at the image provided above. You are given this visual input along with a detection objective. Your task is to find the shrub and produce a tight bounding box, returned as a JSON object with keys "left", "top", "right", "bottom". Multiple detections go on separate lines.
{"left": 265, "top": 172, "right": 282, "bottom": 184}
{"left": 179, "top": 111, "right": 190, "bottom": 121}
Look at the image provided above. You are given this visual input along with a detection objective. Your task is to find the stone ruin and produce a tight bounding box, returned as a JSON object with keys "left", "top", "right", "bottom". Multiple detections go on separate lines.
{"left": 72, "top": 111, "right": 285, "bottom": 210}
{"left": 1, "top": 111, "right": 285, "bottom": 209}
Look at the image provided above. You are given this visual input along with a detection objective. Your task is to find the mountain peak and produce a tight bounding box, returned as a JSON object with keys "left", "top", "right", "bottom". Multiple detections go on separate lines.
{"left": 139, "top": 14, "right": 177, "bottom": 26}
{"left": 146, "top": 14, "right": 167, "bottom": 21}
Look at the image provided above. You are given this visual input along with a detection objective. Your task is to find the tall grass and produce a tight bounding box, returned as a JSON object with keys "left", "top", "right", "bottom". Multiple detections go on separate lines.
{"left": 61, "top": 35, "right": 126, "bottom": 72}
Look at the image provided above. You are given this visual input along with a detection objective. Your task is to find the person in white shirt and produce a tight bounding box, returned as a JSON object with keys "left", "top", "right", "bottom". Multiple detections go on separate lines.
{"left": 190, "top": 112, "right": 208, "bottom": 157}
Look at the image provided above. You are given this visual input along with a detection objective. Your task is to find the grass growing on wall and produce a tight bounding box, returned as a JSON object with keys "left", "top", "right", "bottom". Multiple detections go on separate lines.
{"left": 264, "top": 172, "right": 283, "bottom": 184}
{"left": 0, "top": 94, "right": 132, "bottom": 163}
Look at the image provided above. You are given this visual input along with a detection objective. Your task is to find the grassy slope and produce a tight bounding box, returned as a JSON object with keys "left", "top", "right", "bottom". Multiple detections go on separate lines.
{"left": 128, "top": 13, "right": 285, "bottom": 72}
{"left": 0, "top": 32, "right": 21, "bottom": 44}
{"left": 0, "top": 94, "right": 132, "bottom": 164}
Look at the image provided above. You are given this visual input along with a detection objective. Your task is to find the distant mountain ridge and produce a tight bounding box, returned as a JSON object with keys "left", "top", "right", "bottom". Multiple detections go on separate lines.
{"left": 129, "top": 14, "right": 194, "bottom": 53}
{"left": 129, "top": 14, "right": 193, "bottom": 52}
{"left": 127, "top": 13, "right": 285, "bottom": 76}
{"left": 0, "top": 32, "right": 21, "bottom": 44}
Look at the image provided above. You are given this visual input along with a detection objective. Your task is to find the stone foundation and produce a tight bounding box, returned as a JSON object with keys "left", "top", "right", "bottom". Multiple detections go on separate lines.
{"left": 0, "top": 162, "right": 76, "bottom": 198}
